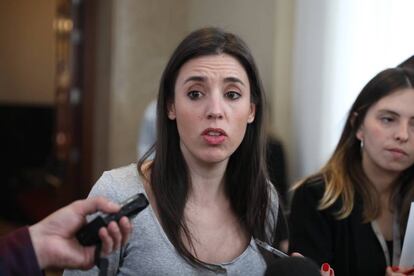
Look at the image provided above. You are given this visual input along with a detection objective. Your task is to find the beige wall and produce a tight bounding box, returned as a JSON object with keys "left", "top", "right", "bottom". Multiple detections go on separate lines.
{"left": 272, "top": 0, "right": 294, "bottom": 183}
{"left": 100, "top": 0, "right": 189, "bottom": 173}
{"left": 92, "top": 0, "right": 113, "bottom": 179}
{"left": 0, "top": 0, "right": 55, "bottom": 105}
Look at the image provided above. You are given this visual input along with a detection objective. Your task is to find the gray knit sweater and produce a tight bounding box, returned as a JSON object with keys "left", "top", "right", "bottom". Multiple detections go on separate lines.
{"left": 64, "top": 164, "right": 279, "bottom": 276}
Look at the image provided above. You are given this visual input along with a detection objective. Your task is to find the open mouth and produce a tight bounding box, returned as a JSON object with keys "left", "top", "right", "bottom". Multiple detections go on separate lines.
{"left": 202, "top": 128, "right": 227, "bottom": 145}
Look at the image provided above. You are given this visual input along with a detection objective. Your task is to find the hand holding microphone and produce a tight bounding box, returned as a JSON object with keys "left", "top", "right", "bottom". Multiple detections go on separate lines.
{"left": 29, "top": 196, "right": 133, "bottom": 270}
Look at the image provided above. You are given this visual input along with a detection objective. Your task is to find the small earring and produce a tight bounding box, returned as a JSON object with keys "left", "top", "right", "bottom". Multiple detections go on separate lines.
{"left": 360, "top": 140, "right": 364, "bottom": 149}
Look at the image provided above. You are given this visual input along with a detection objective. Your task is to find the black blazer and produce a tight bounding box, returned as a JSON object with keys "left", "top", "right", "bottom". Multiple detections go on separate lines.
{"left": 288, "top": 178, "right": 391, "bottom": 276}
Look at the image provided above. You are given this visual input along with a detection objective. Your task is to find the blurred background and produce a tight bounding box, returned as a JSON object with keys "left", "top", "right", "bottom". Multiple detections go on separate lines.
{"left": 0, "top": 0, "right": 413, "bottom": 241}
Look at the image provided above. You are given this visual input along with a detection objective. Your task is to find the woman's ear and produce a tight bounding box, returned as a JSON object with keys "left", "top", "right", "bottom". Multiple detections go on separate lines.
{"left": 168, "top": 103, "right": 176, "bottom": 120}
{"left": 352, "top": 112, "right": 363, "bottom": 140}
{"left": 356, "top": 127, "right": 363, "bottom": 141}
{"left": 247, "top": 103, "right": 256, "bottom": 123}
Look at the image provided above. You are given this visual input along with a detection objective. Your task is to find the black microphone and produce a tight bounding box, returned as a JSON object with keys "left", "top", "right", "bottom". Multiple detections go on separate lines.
{"left": 264, "top": 256, "right": 320, "bottom": 276}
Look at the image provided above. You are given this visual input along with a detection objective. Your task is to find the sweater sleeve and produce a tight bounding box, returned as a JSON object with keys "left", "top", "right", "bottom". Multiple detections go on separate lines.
{"left": 0, "top": 226, "right": 44, "bottom": 276}
{"left": 288, "top": 181, "right": 334, "bottom": 266}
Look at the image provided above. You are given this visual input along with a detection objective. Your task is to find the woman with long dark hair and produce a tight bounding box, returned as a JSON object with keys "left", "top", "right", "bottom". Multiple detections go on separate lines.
{"left": 65, "top": 27, "right": 282, "bottom": 275}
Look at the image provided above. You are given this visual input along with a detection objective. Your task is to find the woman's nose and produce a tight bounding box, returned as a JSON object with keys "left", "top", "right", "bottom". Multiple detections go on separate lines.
{"left": 207, "top": 112, "right": 223, "bottom": 119}
{"left": 206, "top": 94, "right": 224, "bottom": 120}
{"left": 394, "top": 122, "right": 409, "bottom": 142}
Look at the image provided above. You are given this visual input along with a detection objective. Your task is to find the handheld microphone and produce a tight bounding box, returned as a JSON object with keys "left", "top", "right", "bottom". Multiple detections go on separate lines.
{"left": 264, "top": 256, "right": 320, "bottom": 276}
{"left": 76, "top": 193, "right": 149, "bottom": 246}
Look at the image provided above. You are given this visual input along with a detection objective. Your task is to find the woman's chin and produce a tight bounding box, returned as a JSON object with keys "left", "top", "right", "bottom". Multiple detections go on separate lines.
{"left": 198, "top": 152, "right": 230, "bottom": 165}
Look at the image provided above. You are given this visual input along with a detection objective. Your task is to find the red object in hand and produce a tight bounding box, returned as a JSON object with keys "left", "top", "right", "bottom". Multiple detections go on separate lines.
{"left": 322, "top": 263, "right": 330, "bottom": 272}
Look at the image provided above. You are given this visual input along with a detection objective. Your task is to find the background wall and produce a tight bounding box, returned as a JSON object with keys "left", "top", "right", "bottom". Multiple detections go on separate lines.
{"left": 94, "top": 0, "right": 189, "bottom": 177}
{"left": 0, "top": 0, "right": 55, "bottom": 105}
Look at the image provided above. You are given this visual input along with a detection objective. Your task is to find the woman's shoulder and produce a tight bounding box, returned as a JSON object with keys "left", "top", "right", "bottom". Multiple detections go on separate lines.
{"left": 295, "top": 175, "right": 326, "bottom": 196}
{"left": 89, "top": 163, "right": 146, "bottom": 204}
{"left": 290, "top": 175, "right": 326, "bottom": 207}
{"left": 292, "top": 175, "right": 343, "bottom": 215}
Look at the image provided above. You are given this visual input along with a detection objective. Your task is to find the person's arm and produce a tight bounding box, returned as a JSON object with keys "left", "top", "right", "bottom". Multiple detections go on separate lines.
{"left": 288, "top": 182, "right": 334, "bottom": 265}
{"left": 29, "top": 196, "right": 132, "bottom": 270}
{"left": 0, "top": 226, "right": 42, "bottom": 276}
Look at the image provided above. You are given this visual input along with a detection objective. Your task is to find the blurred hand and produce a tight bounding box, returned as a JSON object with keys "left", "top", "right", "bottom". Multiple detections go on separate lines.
{"left": 290, "top": 252, "right": 304, "bottom": 257}
{"left": 29, "top": 197, "right": 133, "bottom": 270}
{"left": 386, "top": 266, "right": 414, "bottom": 276}
{"left": 320, "top": 263, "right": 335, "bottom": 276}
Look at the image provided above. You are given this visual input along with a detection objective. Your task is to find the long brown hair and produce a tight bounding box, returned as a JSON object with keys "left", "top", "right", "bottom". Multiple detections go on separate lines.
{"left": 138, "top": 27, "right": 274, "bottom": 268}
{"left": 294, "top": 67, "right": 414, "bottom": 233}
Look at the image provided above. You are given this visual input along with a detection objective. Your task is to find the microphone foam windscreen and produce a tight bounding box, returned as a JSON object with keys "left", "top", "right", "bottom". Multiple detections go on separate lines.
{"left": 264, "top": 256, "right": 320, "bottom": 276}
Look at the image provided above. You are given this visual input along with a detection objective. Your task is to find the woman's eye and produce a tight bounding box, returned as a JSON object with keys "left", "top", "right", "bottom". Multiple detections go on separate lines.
{"left": 408, "top": 119, "right": 414, "bottom": 130}
{"left": 187, "top": 91, "right": 202, "bottom": 100}
{"left": 225, "top": 91, "right": 241, "bottom": 100}
{"left": 380, "top": 117, "right": 394, "bottom": 124}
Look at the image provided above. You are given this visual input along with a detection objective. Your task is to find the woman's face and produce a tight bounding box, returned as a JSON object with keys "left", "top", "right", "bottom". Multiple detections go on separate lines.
{"left": 168, "top": 54, "right": 255, "bottom": 166}
{"left": 356, "top": 88, "right": 414, "bottom": 175}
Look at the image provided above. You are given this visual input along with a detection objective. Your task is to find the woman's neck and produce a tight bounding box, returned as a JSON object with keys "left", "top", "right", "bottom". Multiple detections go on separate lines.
{"left": 185, "top": 158, "right": 229, "bottom": 206}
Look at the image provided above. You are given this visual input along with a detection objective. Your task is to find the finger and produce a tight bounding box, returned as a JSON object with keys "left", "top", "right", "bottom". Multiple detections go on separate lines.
{"left": 387, "top": 266, "right": 413, "bottom": 276}
{"left": 401, "top": 267, "right": 414, "bottom": 275}
{"left": 78, "top": 247, "right": 96, "bottom": 270}
{"left": 385, "top": 267, "right": 392, "bottom": 276}
{"left": 321, "top": 263, "right": 331, "bottom": 276}
{"left": 386, "top": 266, "right": 398, "bottom": 275}
{"left": 74, "top": 197, "right": 121, "bottom": 217}
{"left": 290, "top": 252, "right": 303, "bottom": 257}
{"left": 107, "top": 221, "right": 122, "bottom": 251}
{"left": 98, "top": 227, "right": 113, "bottom": 256}
{"left": 119, "top": 216, "right": 133, "bottom": 246}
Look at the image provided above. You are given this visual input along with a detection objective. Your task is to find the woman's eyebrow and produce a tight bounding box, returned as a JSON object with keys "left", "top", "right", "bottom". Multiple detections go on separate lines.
{"left": 183, "top": 76, "right": 206, "bottom": 84}
{"left": 183, "top": 75, "right": 246, "bottom": 86}
{"left": 378, "top": 109, "right": 400, "bottom": 117}
{"left": 224, "top": 76, "right": 246, "bottom": 87}
{"left": 378, "top": 109, "right": 414, "bottom": 120}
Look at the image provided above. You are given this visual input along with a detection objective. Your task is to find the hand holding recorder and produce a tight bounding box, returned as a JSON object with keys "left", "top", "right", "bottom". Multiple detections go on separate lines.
{"left": 29, "top": 196, "right": 134, "bottom": 270}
